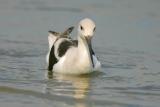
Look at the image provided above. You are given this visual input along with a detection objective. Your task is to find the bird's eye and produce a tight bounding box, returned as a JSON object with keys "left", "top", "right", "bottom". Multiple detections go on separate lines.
{"left": 80, "top": 26, "right": 84, "bottom": 31}
{"left": 93, "top": 27, "right": 96, "bottom": 32}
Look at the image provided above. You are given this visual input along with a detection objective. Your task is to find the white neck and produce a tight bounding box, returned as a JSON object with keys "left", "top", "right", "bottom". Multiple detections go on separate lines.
{"left": 77, "top": 35, "right": 92, "bottom": 69}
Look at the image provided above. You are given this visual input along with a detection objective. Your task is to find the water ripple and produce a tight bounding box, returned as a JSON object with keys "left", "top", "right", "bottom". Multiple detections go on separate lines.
{"left": 16, "top": 6, "right": 83, "bottom": 13}
{"left": 0, "top": 48, "right": 44, "bottom": 58}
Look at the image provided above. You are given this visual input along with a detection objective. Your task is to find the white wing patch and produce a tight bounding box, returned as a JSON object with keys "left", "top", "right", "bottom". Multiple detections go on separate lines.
{"left": 48, "top": 33, "right": 57, "bottom": 50}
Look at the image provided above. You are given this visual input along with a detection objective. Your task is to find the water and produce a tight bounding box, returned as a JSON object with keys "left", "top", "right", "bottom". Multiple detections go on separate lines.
{"left": 0, "top": 0, "right": 160, "bottom": 107}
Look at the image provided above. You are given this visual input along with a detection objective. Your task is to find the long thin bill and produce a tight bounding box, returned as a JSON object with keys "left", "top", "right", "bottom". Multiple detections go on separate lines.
{"left": 85, "top": 36, "right": 94, "bottom": 68}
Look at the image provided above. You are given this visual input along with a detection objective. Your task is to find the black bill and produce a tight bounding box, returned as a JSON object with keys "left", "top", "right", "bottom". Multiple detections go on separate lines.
{"left": 85, "top": 36, "right": 95, "bottom": 68}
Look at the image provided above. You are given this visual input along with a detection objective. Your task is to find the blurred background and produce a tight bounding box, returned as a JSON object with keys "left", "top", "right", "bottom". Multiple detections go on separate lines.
{"left": 0, "top": 0, "right": 160, "bottom": 107}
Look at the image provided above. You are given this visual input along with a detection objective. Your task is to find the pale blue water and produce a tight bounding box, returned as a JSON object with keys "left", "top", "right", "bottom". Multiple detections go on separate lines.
{"left": 0, "top": 0, "right": 160, "bottom": 107}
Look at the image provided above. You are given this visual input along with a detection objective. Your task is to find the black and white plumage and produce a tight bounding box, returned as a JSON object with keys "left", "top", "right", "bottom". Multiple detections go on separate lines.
{"left": 46, "top": 26, "right": 74, "bottom": 71}
{"left": 46, "top": 18, "right": 101, "bottom": 75}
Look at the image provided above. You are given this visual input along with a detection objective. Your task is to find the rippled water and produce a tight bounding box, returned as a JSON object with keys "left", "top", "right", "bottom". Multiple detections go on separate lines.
{"left": 0, "top": 0, "right": 160, "bottom": 107}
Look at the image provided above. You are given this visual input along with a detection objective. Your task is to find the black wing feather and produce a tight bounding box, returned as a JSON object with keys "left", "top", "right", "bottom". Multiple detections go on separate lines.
{"left": 48, "top": 45, "right": 58, "bottom": 71}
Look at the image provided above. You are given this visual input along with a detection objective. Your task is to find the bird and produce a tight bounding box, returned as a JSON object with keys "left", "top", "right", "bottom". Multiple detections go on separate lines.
{"left": 46, "top": 18, "right": 101, "bottom": 75}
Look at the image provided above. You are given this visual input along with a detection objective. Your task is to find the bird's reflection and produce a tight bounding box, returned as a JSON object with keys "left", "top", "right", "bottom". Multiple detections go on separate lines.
{"left": 45, "top": 71, "right": 91, "bottom": 107}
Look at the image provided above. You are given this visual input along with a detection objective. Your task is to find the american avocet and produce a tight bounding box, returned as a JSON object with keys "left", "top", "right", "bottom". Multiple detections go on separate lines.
{"left": 46, "top": 18, "right": 101, "bottom": 75}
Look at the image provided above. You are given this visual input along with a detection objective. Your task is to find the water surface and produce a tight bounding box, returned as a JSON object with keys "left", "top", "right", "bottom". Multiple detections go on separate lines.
{"left": 0, "top": 0, "right": 160, "bottom": 107}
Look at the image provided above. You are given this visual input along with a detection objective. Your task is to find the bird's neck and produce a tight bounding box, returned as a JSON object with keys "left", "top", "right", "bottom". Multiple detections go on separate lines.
{"left": 77, "top": 35, "right": 92, "bottom": 69}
